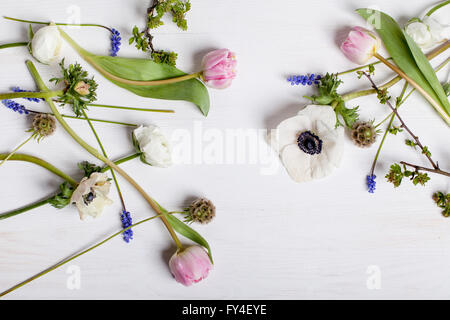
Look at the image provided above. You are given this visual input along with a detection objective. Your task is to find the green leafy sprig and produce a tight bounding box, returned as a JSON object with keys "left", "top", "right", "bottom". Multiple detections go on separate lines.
{"left": 129, "top": 0, "right": 191, "bottom": 66}
{"left": 304, "top": 73, "right": 360, "bottom": 128}
{"left": 433, "top": 192, "right": 450, "bottom": 217}
{"left": 50, "top": 59, "right": 98, "bottom": 116}
{"left": 385, "top": 163, "right": 430, "bottom": 187}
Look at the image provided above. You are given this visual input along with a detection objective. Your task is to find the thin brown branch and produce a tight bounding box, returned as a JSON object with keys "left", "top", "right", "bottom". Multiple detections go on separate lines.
{"left": 400, "top": 161, "right": 450, "bottom": 177}
{"left": 362, "top": 72, "right": 439, "bottom": 170}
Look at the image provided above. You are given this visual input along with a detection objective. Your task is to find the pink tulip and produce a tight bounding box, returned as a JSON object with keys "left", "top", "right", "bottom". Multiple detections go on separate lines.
{"left": 169, "top": 246, "right": 213, "bottom": 286}
{"left": 201, "top": 49, "right": 237, "bottom": 89}
{"left": 340, "top": 27, "right": 381, "bottom": 65}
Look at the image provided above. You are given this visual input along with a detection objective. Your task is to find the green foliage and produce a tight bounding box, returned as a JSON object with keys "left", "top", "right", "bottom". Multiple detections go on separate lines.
{"left": 129, "top": 0, "right": 191, "bottom": 65}
{"left": 433, "top": 192, "right": 450, "bottom": 217}
{"left": 421, "top": 146, "right": 432, "bottom": 158}
{"left": 376, "top": 88, "right": 391, "bottom": 104}
{"left": 49, "top": 182, "right": 74, "bottom": 209}
{"left": 304, "top": 73, "right": 359, "bottom": 128}
{"left": 357, "top": 9, "right": 450, "bottom": 123}
{"left": 388, "top": 126, "right": 403, "bottom": 135}
{"left": 334, "top": 101, "right": 359, "bottom": 128}
{"left": 405, "top": 139, "right": 417, "bottom": 149}
{"left": 386, "top": 163, "right": 430, "bottom": 187}
{"left": 78, "top": 161, "right": 102, "bottom": 178}
{"left": 90, "top": 54, "right": 210, "bottom": 116}
{"left": 49, "top": 59, "right": 98, "bottom": 116}
{"left": 151, "top": 50, "right": 178, "bottom": 66}
{"left": 444, "top": 83, "right": 450, "bottom": 97}
{"left": 129, "top": 26, "right": 149, "bottom": 53}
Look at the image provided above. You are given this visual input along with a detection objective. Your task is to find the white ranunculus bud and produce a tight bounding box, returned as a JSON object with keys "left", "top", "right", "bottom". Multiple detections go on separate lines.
{"left": 405, "top": 20, "right": 434, "bottom": 48}
{"left": 31, "top": 24, "right": 63, "bottom": 64}
{"left": 70, "top": 172, "right": 113, "bottom": 220}
{"left": 133, "top": 125, "right": 172, "bottom": 168}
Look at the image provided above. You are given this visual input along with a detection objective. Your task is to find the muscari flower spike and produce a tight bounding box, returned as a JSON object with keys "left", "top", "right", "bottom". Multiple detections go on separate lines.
{"left": 2, "top": 99, "right": 29, "bottom": 115}
{"left": 120, "top": 210, "right": 133, "bottom": 243}
{"left": 12, "top": 87, "right": 43, "bottom": 103}
{"left": 110, "top": 28, "right": 121, "bottom": 57}
{"left": 367, "top": 174, "right": 376, "bottom": 193}
{"left": 287, "top": 74, "right": 322, "bottom": 86}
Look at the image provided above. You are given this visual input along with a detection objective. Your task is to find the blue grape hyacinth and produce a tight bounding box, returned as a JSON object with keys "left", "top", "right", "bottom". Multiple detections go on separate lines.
{"left": 287, "top": 74, "right": 322, "bottom": 86}
{"left": 367, "top": 174, "right": 376, "bottom": 193}
{"left": 121, "top": 210, "right": 133, "bottom": 243}
{"left": 2, "top": 99, "right": 29, "bottom": 115}
{"left": 110, "top": 28, "right": 121, "bottom": 57}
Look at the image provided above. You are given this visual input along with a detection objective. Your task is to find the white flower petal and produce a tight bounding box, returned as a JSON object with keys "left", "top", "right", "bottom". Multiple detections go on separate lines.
{"left": 405, "top": 21, "right": 434, "bottom": 48}
{"left": 280, "top": 144, "right": 313, "bottom": 182}
{"left": 298, "top": 105, "right": 336, "bottom": 129}
{"left": 133, "top": 125, "right": 172, "bottom": 167}
{"left": 272, "top": 115, "right": 312, "bottom": 151}
{"left": 423, "top": 16, "right": 449, "bottom": 43}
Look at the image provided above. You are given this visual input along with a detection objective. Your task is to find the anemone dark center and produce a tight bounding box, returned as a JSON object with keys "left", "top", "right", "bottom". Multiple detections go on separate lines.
{"left": 297, "top": 131, "right": 322, "bottom": 155}
{"left": 83, "top": 191, "right": 96, "bottom": 205}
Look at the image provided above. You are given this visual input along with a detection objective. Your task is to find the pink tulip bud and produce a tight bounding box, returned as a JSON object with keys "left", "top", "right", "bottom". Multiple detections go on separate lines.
{"left": 340, "top": 27, "right": 381, "bottom": 65}
{"left": 201, "top": 49, "right": 237, "bottom": 89}
{"left": 169, "top": 246, "right": 213, "bottom": 286}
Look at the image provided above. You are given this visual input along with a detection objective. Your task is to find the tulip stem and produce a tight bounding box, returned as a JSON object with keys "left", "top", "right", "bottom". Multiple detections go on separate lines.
{"left": 26, "top": 60, "right": 183, "bottom": 250}
{"left": 82, "top": 109, "right": 127, "bottom": 210}
{"left": 341, "top": 40, "right": 450, "bottom": 102}
{"left": 58, "top": 28, "right": 202, "bottom": 87}
{"left": 0, "top": 213, "right": 171, "bottom": 298}
{"left": 0, "top": 90, "right": 63, "bottom": 100}
{"left": 0, "top": 42, "right": 28, "bottom": 50}
{"left": 373, "top": 52, "right": 450, "bottom": 125}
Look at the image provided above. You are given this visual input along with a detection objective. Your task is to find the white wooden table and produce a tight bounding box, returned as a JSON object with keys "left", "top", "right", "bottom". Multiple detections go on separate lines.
{"left": 0, "top": 0, "right": 449, "bottom": 299}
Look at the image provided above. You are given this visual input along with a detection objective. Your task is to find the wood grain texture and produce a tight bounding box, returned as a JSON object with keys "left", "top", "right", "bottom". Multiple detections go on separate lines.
{"left": 0, "top": 0, "right": 449, "bottom": 299}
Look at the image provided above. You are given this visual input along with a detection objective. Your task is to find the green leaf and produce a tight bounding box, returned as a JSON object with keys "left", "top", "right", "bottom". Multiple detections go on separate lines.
{"left": 159, "top": 205, "right": 213, "bottom": 263}
{"left": 89, "top": 55, "right": 210, "bottom": 116}
{"left": 403, "top": 32, "right": 450, "bottom": 115}
{"left": 356, "top": 9, "right": 450, "bottom": 121}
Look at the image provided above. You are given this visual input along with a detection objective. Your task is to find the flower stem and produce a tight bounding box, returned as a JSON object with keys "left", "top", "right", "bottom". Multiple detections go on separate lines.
{"left": 0, "top": 153, "right": 77, "bottom": 186}
{"left": 0, "top": 90, "right": 63, "bottom": 100}
{"left": 0, "top": 213, "right": 169, "bottom": 297}
{"left": 82, "top": 109, "right": 127, "bottom": 210}
{"left": 0, "top": 198, "right": 50, "bottom": 221}
{"left": 59, "top": 114, "right": 138, "bottom": 127}
{"left": 425, "top": 0, "right": 450, "bottom": 17}
{"left": 373, "top": 52, "right": 450, "bottom": 125}
{"left": 87, "top": 103, "right": 174, "bottom": 113}
{"left": 337, "top": 59, "right": 389, "bottom": 76}
{"left": 58, "top": 28, "right": 202, "bottom": 87}
{"left": 0, "top": 42, "right": 28, "bottom": 50}
{"left": 0, "top": 153, "right": 140, "bottom": 220}
{"left": 26, "top": 60, "right": 183, "bottom": 250}
{"left": 0, "top": 133, "right": 36, "bottom": 166}
{"left": 3, "top": 16, "right": 113, "bottom": 32}
{"left": 341, "top": 40, "right": 450, "bottom": 102}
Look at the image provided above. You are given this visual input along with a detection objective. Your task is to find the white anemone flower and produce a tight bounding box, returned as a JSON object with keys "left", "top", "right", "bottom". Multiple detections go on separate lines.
{"left": 269, "top": 105, "right": 344, "bottom": 183}
{"left": 70, "top": 172, "right": 113, "bottom": 220}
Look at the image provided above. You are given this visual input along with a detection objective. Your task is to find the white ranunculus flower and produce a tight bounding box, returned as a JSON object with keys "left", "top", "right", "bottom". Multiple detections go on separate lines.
{"left": 269, "top": 105, "right": 344, "bottom": 183}
{"left": 31, "top": 24, "right": 63, "bottom": 64}
{"left": 70, "top": 172, "right": 113, "bottom": 220}
{"left": 405, "top": 16, "right": 449, "bottom": 49}
{"left": 133, "top": 125, "right": 172, "bottom": 168}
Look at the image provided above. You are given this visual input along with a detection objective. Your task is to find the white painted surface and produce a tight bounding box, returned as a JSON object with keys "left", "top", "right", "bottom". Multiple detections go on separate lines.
{"left": 0, "top": 0, "right": 449, "bottom": 299}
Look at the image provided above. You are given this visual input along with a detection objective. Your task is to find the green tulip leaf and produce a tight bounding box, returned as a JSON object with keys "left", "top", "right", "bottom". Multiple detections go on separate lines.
{"left": 89, "top": 55, "right": 210, "bottom": 116}
{"left": 158, "top": 204, "right": 213, "bottom": 263}
{"left": 356, "top": 8, "right": 450, "bottom": 120}
{"left": 403, "top": 31, "right": 450, "bottom": 114}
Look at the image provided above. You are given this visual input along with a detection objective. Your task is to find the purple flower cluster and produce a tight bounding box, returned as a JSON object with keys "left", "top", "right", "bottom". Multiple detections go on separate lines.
{"left": 110, "top": 28, "right": 121, "bottom": 57}
{"left": 367, "top": 174, "right": 376, "bottom": 193}
{"left": 2, "top": 99, "right": 29, "bottom": 115}
{"left": 12, "top": 87, "right": 42, "bottom": 103}
{"left": 287, "top": 74, "right": 321, "bottom": 86}
{"left": 121, "top": 210, "right": 133, "bottom": 243}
